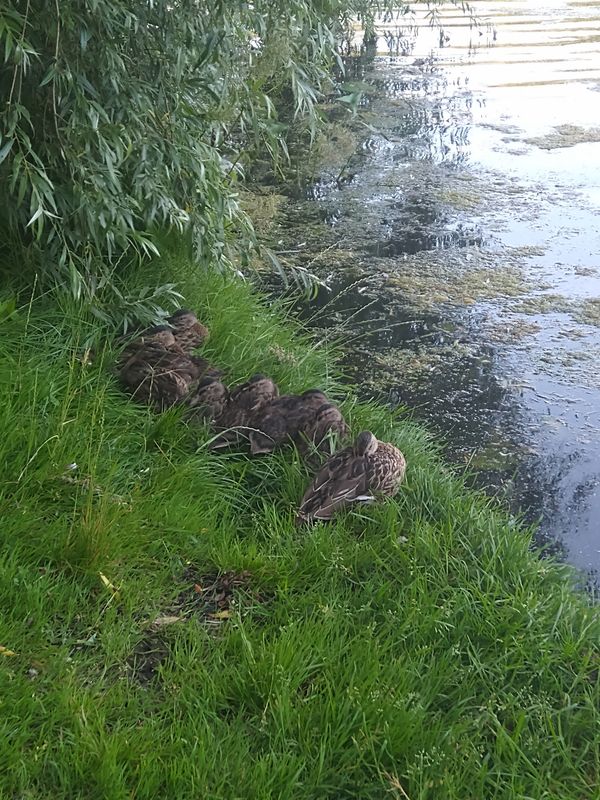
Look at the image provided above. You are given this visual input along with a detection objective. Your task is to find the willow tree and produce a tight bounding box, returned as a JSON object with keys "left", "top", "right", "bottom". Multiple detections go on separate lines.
{"left": 0, "top": 1, "right": 403, "bottom": 311}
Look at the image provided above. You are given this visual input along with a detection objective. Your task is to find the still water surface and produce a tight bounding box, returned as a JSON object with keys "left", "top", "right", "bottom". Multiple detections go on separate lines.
{"left": 281, "top": 0, "right": 600, "bottom": 574}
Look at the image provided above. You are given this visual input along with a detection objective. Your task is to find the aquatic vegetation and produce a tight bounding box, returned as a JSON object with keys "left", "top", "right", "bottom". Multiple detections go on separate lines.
{"left": 436, "top": 187, "right": 482, "bottom": 209}
{"left": 577, "top": 297, "right": 600, "bottom": 326}
{"left": 526, "top": 123, "right": 600, "bottom": 150}
{"left": 511, "top": 293, "right": 574, "bottom": 316}
{"left": 485, "top": 317, "right": 542, "bottom": 343}
{"left": 385, "top": 255, "right": 530, "bottom": 308}
{"left": 310, "top": 121, "right": 361, "bottom": 174}
{"left": 514, "top": 296, "right": 600, "bottom": 331}
{"left": 364, "top": 341, "right": 479, "bottom": 392}
{"left": 239, "top": 189, "right": 289, "bottom": 236}
{"left": 467, "top": 437, "right": 535, "bottom": 472}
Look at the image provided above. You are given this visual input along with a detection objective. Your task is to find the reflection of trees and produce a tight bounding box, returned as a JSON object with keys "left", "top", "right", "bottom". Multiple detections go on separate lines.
{"left": 283, "top": 53, "right": 599, "bottom": 575}
{"left": 305, "top": 284, "right": 517, "bottom": 451}
{"left": 367, "top": 63, "right": 478, "bottom": 166}
{"left": 366, "top": 219, "right": 484, "bottom": 257}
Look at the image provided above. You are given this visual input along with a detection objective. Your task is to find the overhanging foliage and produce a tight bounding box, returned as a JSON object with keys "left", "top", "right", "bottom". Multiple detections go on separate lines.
{"left": 0, "top": 1, "right": 407, "bottom": 306}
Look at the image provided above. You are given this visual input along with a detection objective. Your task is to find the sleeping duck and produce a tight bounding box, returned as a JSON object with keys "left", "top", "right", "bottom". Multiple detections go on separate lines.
{"left": 210, "top": 374, "right": 279, "bottom": 448}
{"left": 167, "top": 309, "right": 209, "bottom": 354}
{"left": 247, "top": 390, "right": 348, "bottom": 459}
{"left": 119, "top": 326, "right": 216, "bottom": 412}
{"left": 116, "top": 325, "right": 182, "bottom": 368}
{"left": 185, "top": 376, "right": 230, "bottom": 423}
{"left": 296, "top": 431, "right": 406, "bottom": 524}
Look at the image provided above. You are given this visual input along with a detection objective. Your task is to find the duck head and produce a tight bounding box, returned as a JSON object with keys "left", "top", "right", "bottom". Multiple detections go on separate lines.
{"left": 354, "top": 431, "right": 378, "bottom": 457}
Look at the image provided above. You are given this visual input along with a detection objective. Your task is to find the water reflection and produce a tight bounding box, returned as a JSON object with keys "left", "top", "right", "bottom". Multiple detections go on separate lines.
{"left": 276, "top": 0, "right": 600, "bottom": 574}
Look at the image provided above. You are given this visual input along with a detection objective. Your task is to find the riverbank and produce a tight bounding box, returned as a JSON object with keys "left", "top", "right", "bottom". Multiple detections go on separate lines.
{"left": 1, "top": 249, "right": 598, "bottom": 798}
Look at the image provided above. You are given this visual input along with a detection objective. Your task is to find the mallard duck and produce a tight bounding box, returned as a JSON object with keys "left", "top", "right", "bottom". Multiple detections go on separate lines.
{"left": 116, "top": 325, "right": 182, "bottom": 368}
{"left": 248, "top": 390, "right": 348, "bottom": 458}
{"left": 211, "top": 374, "right": 279, "bottom": 448}
{"left": 185, "top": 376, "right": 230, "bottom": 423}
{"left": 302, "top": 401, "right": 350, "bottom": 462}
{"left": 296, "top": 430, "right": 406, "bottom": 524}
{"left": 167, "top": 309, "right": 209, "bottom": 353}
{"left": 119, "top": 326, "right": 216, "bottom": 412}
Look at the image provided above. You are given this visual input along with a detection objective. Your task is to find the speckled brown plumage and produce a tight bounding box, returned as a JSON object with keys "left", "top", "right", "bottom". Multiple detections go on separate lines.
{"left": 167, "top": 309, "right": 209, "bottom": 354}
{"left": 248, "top": 390, "right": 348, "bottom": 459}
{"left": 118, "top": 327, "right": 217, "bottom": 412}
{"left": 116, "top": 326, "right": 182, "bottom": 369}
{"left": 185, "top": 376, "right": 230, "bottom": 423}
{"left": 296, "top": 431, "right": 406, "bottom": 524}
{"left": 210, "top": 374, "right": 279, "bottom": 448}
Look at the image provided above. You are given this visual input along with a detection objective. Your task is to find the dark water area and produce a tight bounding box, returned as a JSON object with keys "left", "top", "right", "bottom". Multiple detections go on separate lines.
{"left": 269, "top": 0, "right": 600, "bottom": 577}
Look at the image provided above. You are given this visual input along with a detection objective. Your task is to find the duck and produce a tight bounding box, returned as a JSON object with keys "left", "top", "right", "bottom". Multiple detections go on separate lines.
{"left": 167, "top": 309, "right": 209, "bottom": 354}
{"left": 119, "top": 326, "right": 217, "bottom": 412}
{"left": 248, "top": 390, "right": 348, "bottom": 459}
{"left": 301, "top": 401, "right": 349, "bottom": 462}
{"left": 116, "top": 325, "right": 182, "bottom": 368}
{"left": 211, "top": 374, "right": 279, "bottom": 448}
{"left": 296, "top": 430, "right": 406, "bottom": 524}
{"left": 185, "top": 376, "right": 230, "bottom": 423}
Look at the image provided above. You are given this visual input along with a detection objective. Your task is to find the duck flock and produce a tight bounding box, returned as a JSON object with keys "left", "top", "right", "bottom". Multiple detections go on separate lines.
{"left": 116, "top": 308, "right": 407, "bottom": 524}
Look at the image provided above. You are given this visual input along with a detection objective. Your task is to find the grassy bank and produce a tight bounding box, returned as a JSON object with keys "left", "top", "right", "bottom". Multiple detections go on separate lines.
{"left": 1, "top": 252, "right": 599, "bottom": 800}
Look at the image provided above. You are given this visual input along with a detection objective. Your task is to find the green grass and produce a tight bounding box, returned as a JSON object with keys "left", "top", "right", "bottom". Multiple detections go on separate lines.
{"left": 0, "top": 252, "right": 599, "bottom": 800}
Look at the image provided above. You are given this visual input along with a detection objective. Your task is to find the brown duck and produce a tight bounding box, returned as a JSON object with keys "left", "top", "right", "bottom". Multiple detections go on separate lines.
{"left": 248, "top": 390, "right": 348, "bottom": 459}
{"left": 211, "top": 374, "right": 279, "bottom": 448}
{"left": 185, "top": 376, "right": 230, "bottom": 423}
{"left": 119, "top": 326, "right": 216, "bottom": 411}
{"left": 296, "top": 430, "right": 406, "bottom": 524}
{"left": 167, "top": 309, "right": 209, "bottom": 354}
{"left": 116, "top": 325, "right": 182, "bottom": 368}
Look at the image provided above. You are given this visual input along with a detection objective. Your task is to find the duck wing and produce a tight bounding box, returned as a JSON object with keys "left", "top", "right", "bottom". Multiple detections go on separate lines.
{"left": 185, "top": 378, "right": 229, "bottom": 422}
{"left": 250, "top": 393, "right": 332, "bottom": 455}
{"left": 229, "top": 377, "right": 278, "bottom": 413}
{"left": 297, "top": 402, "right": 348, "bottom": 462}
{"left": 248, "top": 397, "right": 295, "bottom": 454}
{"left": 120, "top": 347, "right": 200, "bottom": 409}
{"left": 297, "top": 449, "right": 370, "bottom": 523}
{"left": 211, "top": 376, "right": 279, "bottom": 448}
{"left": 173, "top": 323, "right": 209, "bottom": 353}
{"left": 167, "top": 310, "right": 210, "bottom": 352}
{"left": 128, "top": 367, "right": 190, "bottom": 411}
{"left": 189, "top": 356, "right": 222, "bottom": 382}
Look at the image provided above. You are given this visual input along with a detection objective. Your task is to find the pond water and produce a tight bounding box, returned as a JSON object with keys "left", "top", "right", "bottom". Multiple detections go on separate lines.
{"left": 271, "top": 0, "right": 600, "bottom": 576}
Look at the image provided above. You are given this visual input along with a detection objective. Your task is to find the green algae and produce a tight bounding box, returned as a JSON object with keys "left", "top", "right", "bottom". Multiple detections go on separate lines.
{"left": 385, "top": 258, "right": 530, "bottom": 308}
{"left": 467, "top": 438, "right": 536, "bottom": 472}
{"left": 526, "top": 124, "right": 600, "bottom": 150}
{"left": 310, "top": 121, "right": 360, "bottom": 174}
{"left": 577, "top": 297, "right": 600, "bottom": 326}
{"left": 510, "top": 294, "right": 600, "bottom": 332}
{"left": 360, "top": 339, "right": 479, "bottom": 393}
{"left": 240, "top": 188, "right": 288, "bottom": 236}
{"left": 436, "top": 187, "right": 481, "bottom": 209}
{"left": 485, "top": 318, "right": 542, "bottom": 343}
{"left": 533, "top": 346, "right": 600, "bottom": 389}
{"left": 556, "top": 325, "right": 588, "bottom": 340}
{"left": 512, "top": 294, "right": 574, "bottom": 316}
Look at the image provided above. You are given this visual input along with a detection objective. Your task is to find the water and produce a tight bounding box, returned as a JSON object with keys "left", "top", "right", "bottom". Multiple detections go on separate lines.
{"left": 271, "top": 0, "right": 600, "bottom": 575}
